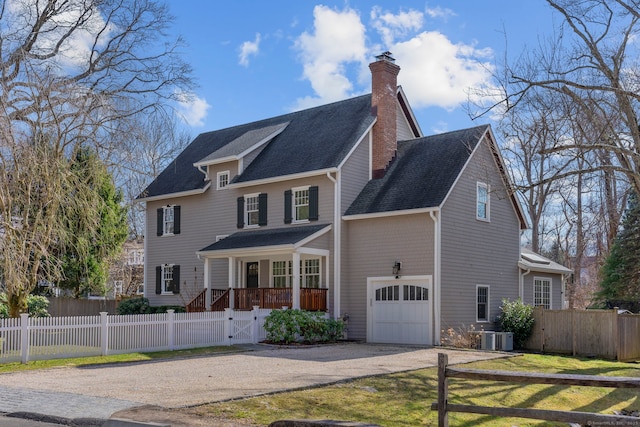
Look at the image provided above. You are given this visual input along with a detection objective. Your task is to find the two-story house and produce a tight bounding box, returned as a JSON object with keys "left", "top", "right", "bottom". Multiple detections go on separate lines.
{"left": 138, "top": 52, "right": 561, "bottom": 345}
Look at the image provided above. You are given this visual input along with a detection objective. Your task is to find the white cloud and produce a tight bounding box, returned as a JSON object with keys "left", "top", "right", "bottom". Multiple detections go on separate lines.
{"left": 292, "top": 5, "right": 367, "bottom": 109}
{"left": 371, "top": 7, "right": 423, "bottom": 46}
{"left": 391, "top": 31, "right": 495, "bottom": 110}
{"left": 239, "top": 33, "right": 261, "bottom": 67}
{"left": 425, "top": 6, "right": 456, "bottom": 20}
{"left": 176, "top": 92, "right": 211, "bottom": 127}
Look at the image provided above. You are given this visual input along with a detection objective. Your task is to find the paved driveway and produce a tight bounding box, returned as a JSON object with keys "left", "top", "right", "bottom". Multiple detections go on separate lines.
{"left": 0, "top": 343, "right": 508, "bottom": 422}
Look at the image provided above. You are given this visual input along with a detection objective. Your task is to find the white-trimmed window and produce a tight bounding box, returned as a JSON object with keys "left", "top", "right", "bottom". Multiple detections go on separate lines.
{"left": 272, "top": 261, "right": 291, "bottom": 288}
{"left": 476, "top": 182, "right": 490, "bottom": 221}
{"left": 217, "top": 171, "right": 229, "bottom": 189}
{"left": 163, "top": 206, "right": 174, "bottom": 234}
{"left": 162, "top": 264, "right": 175, "bottom": 294}
{"left": 270, "top": 258, "right": 321, "bottom": 288}
{"left": 245, "top": 194, "right": 260, "bottom": 227}
{"left": 293, "top": 187, "right": 310, "bottom": 222}
{"left": 477, "top": 285, "right": 490, "bottom": 322}
{"left": 303, "top": 259, "right": 320, "bottom": 288}
{"left": 534, "top": 277, "right": 551, "bottom": 309}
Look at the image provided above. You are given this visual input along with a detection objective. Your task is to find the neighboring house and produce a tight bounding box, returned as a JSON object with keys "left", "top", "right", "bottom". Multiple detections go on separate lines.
{"left": 139, "top": 52, "right": 559, "bottom": 345}
{"left": 519, "top": 248, "right": 572, "bottom": 310}
{"left": 108, "top": 238, "right": 145, "bottom": 298}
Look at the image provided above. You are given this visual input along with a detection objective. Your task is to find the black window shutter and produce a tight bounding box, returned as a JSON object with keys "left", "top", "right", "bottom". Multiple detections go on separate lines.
{"left": 309, "top": 186, "right": 319, "bottom": 221}
{"left": 155, "top": 266, "right": 162, "bottom": 294}
{"left": 284, "top": 190, "right": 292, "bottom": 224}
{"left": 156, "top": 209, "right": 163, "bottom": 236}
{"left": 237, "top": 197, "right": 245, "bottom": 228}
{"left": 173, "top": 206, "right": 181, "bottom": 234}
{"left": 258, "top": 193, "right": 268, "bottom": 226}
{"left": 172, "top": 265, "right": 180, "bottom": 294}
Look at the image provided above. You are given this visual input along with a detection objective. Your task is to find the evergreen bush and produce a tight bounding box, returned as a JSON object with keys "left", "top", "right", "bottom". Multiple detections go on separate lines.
{"left": 263, "top": 309, "right": 343, "bottom": 344}
{"left": 497, "top": 298, "right": 534, "bottom": 349}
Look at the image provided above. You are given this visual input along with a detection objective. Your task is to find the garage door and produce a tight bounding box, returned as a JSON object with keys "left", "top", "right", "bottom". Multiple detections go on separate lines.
{"left": 367, "top": 277, "right": 432, "bottom": 345}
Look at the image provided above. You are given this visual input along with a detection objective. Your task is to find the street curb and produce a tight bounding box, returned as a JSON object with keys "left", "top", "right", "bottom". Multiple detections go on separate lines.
{"left": 105, "top": 419, "right": 170, "bottom": 427}
{"left": 6, "top": 412, "right": 170, "bottom": 427}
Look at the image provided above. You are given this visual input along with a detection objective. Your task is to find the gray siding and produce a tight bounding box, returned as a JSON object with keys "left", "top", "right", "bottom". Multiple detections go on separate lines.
{"left": 440, "top": 136, "right": 521, "bottom": 332}
{"left": 340, "top": 131, "right": 370, "bottom": 214}
{"left": 397, "top": 103, "right": 415, "bottom": 141}
{"left": 522, "top": 272, "right": 564, "bottom": 310}
{"left": 343, "top": 214, "right": 434, "bottom": 340}
{"left": 145, "top": 161, "right": 336, "bottom": 308}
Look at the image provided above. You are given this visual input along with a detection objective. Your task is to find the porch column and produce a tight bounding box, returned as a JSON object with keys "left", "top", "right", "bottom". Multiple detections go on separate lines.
{"left": 228, "top": 256, "right": 236, "bottom": 309}
{"left": 292, "top": 252, "right": 301, "bottom": 310}
{"left": 204, "top": 258, "right": 211, "bottom": 311}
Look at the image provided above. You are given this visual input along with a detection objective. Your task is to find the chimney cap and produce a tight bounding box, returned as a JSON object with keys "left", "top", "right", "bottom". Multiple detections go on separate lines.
{"left": 375, "top": 51, "right": 395, "bottom": 63}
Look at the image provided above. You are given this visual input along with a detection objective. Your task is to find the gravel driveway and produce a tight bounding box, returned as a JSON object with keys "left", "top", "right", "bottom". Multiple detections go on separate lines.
{"left": 0, "top": 343, "right": 507, "bottom": 410}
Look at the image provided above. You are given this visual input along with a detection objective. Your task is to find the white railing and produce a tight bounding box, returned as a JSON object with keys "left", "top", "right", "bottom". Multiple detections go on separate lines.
{"left": 0, "top": 307, "right": 272, "bottom": 363}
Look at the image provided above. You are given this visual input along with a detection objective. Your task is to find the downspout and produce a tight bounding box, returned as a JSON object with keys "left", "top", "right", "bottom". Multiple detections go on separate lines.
{"left": 429, "top": 210, "right": 441, "bottom": 346}
{"left": 520, "top": 268, "right": 530, "bottom": 302}
{"left": 327, "top": 171, "right": 341, "bottom": 320}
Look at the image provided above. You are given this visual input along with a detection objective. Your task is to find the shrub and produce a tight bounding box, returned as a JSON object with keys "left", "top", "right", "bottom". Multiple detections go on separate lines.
{"left": 263, "top": 309, "right": 343, "bottom": 344}
{"left": 497, "top": 298, "right": 534, "bottom": 349}
{"left": 440, "top": 324, "right": 482, "bottom": 349}
{"left": 117, "top": 298, "right": 186, "bottom": 315}
{"left": 0, "top": 294, "right": 50, "bottom": 318}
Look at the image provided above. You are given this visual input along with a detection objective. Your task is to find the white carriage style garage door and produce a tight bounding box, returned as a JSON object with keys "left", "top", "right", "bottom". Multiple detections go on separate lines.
{"left": 367, "top": 276, "right": 433, "bottom": 345}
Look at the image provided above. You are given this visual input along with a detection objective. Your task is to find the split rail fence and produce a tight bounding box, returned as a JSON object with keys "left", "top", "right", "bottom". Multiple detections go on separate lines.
{"left": 525, "top": 307, "right": 640, "bottom": 361}
{"left": 0, "top": 307, "right": 271, "bottom": 364}
{"left": 432, "top": 353, "right": 640, "bottom": 426}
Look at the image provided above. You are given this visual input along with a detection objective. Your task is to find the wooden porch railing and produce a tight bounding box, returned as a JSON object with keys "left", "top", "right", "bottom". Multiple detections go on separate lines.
{"left": 185, "top": 289, "right": 207, "bottom": 312}
{"left": 210, "top": 289, "right": 229, "bottom": 312}
{"left": 231, "top": 288, "right": 328, "bottom": 311}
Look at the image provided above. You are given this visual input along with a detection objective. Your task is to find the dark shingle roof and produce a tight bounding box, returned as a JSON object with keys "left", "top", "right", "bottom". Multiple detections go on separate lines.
{"left": 345, "top": 125, "right": 489, "bottom": 215}
{"left": 140, "top": 95, "right": 375, "bottom": 199}
{"left": 199, "top": 224, "right": 330, "bottom": 253}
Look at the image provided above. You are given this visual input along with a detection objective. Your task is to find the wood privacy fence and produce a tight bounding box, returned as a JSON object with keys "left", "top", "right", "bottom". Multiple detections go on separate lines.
{"left": 525, "top": 307, "right": 640, "bottom": 362}
{"left": 46, "top": 297, "right": 119, "bottom": 317}
{"left": 0, "top": 308, "right": 271, "bottom": 364}
{"left": 432, "top": 353, "right": 640, "bottom": 426}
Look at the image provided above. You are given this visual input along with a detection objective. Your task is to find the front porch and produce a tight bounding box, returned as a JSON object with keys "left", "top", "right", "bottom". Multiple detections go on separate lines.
{"left": 187, "top": 287, "right": 328, "bottom": 312}
{"left": 190, "top": 224, "right": 333, "bottom": 313}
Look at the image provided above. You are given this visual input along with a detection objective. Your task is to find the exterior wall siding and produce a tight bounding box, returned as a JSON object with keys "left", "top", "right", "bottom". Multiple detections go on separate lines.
{"left": 440, "top": 136, "right": 521, "bottom": 333}
{"left": 343, "top": 214, "right": 434, "bottom": 340}
{"left": 340, "top": 132, "right": 371, "bottom": 214}
{"left": 396, "top": 103, "right": 415, "bottom": 141}
{"left": 145, "top": 160, "right": 336, "bottom": 308}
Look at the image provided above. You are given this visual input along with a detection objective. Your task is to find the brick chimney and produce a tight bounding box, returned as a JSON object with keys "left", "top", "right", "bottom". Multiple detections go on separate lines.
{"left": 369, "top": 51, "right": 400, "bottom": 179}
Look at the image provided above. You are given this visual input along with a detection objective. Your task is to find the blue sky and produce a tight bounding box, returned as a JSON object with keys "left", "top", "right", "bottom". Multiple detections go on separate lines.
{"left": 167, "top": 2, "right": 557, "bottom": 137}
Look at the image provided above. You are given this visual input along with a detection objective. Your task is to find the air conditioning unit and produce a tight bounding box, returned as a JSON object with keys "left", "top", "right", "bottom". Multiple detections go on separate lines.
{"left": 480, "top": 331, "right": 495, "bottom": 350}
{"left": 495, "top": 332, "right": 514, "bottom": 351}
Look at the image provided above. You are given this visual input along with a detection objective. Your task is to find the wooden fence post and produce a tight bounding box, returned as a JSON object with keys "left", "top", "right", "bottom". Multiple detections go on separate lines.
{"left": 438, "top": 353, "right": 449, "bottom": 427}
{"left": 571, "top": 309, "right": 576, "bottom": 357}
{"left": 612, "top": 308, "right": 619, "bottom": 361}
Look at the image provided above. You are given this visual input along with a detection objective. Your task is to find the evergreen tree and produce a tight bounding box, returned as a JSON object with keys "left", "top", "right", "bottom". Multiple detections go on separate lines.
{"left": 598, "top": 192, "right": 640, "bottom": 305}
{"left": 58, "top": 150, "right": 128, "bottom": 297}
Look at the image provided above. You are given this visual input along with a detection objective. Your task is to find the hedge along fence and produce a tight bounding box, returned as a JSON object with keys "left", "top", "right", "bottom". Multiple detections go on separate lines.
{"left": 525, "top": 307, "right": 640, "bottom": 362}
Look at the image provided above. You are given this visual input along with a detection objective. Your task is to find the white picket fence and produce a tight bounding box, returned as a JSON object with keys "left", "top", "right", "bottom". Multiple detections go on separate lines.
{"left": 0, "top": 307, "right": 272, "bottom": 363}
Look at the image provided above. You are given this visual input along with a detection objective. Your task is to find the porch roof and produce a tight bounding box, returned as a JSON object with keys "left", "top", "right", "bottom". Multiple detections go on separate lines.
{"left": 197, "top": 224, "right": 331, "bottom": 257}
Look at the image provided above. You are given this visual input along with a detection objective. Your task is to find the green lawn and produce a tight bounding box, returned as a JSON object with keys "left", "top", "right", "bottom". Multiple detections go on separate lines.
{"left": 189, "top": 353, "right": 640, "bottom": 427}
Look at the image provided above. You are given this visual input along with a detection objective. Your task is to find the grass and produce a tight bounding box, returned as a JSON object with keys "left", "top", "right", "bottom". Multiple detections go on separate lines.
{"left": 189, "top": 353, "right": 640, "bottom": 427}
{"left": 0, "top": 345, "right": 240, "bottom": 373}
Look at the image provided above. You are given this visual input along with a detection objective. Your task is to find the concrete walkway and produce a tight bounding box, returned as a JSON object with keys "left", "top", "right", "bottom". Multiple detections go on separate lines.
{"left": 0, "top": 344, "right": 508, "bottom": 425}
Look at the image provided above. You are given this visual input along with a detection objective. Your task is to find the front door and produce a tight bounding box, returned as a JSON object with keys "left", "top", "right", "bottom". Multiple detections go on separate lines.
{"left": 246, "top": 262, "right": 259, "bottom": 288}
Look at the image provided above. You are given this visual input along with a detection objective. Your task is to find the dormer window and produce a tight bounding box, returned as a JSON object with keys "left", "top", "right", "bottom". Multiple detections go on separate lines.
{"left": 217, "top": 171, "right": 229, "bottom": 189}
{"left": 156, "top": 205, "right": 181, "bottom": 236}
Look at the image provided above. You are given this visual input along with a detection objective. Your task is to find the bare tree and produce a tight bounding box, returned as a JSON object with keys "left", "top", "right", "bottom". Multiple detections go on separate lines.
{"left": 476, "top": 0, "right": 640, "bottom": 194}
{"left": 0, "top": 0, "right": 193, "bottom": 316}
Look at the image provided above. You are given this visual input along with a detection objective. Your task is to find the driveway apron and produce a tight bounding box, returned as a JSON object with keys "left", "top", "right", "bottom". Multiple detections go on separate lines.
{"left": 0, "top": 344, "right": 507, "bottom": 419}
